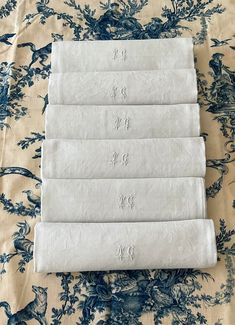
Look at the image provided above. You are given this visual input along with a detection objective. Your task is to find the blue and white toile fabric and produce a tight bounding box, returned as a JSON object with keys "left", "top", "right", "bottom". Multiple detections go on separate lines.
{"left": 1, "top": 0, "right": 235, "bottom": 324}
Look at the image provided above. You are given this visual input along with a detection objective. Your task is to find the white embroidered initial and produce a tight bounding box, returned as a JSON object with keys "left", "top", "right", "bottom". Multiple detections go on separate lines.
{"left": 114, "top": 116, "right": 130, "bottom": 130}
{"left": 110, "top": 152, "right": 129, "bottom": 166}
{"left": 111, "top": 86, "right": 128, "bottom": 101}
{"left": 113, "top": 48, "right": 127, "bottom": 61}
{"left": 119, "top": 194, "right": 135, "bottom": 209}
{"left": 116, "top": 245, "right": 135, "bottom": 261}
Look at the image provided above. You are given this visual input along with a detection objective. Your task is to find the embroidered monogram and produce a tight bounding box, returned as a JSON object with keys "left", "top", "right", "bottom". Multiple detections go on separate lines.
{"left": 119, "top": 195, "right": 126, "bottom": 209}
{"left": 114, "top": 116, "right": 122, "bottom": 130}
{"left": 116, "top": 245, "right": 125, "bottom": 261}
{"left": 119, "top": 194, "right": 135, "bottom": 209}
{"left": 110, "top": 151, "right": 119, "bottom": 166}
{"left": 116, "top": 245, "right": 135, "bottom": 261}
{"left": 127, "top": 246, "right": 135, "bottom": 260}
{"left": 113, "top": 48, "right": 127, "bottom": 61}
{"left": 121, "top": 153, "right": 129, "bottom": 166}
{"left": 124, "top": 117, "right": 130, "bottom": 130}
{"left": 114, "top": 116, "right": 130, "bottom": 130}
{"left": 111, "top": 86, "right": 118, "bottom": 99}
{"left": 110, "top": 152, "right": 129, "bottom": 166}
{"left": 127, "top": 195, "right": 135, "bottom": 208}
{"left": 120, "top": 87, "right": 127, "bottom": 99}
{"left": 110, "top": 86, "right": 128, "bottom": 101}
{"left": 113, "top": 48, "right": 118, "bottom": 60}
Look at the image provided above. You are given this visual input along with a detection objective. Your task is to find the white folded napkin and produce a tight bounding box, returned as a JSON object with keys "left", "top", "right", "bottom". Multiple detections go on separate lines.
{"left": 41, "top": 138, "right": 206, "bottom": 179}
{"left": 41, "top": 178, "right": 206, "bottom": 222}
{"left": 48, "top": 70, "right": 197, "bottom": 105}
{"left": 51, "top": 38, "right": 194, "bottom": 72}
{"left": 34, "top": 220, "right": 217, "bottom": 272}
{"left": 45, "top": 104, "right": 200, "bottom": 139}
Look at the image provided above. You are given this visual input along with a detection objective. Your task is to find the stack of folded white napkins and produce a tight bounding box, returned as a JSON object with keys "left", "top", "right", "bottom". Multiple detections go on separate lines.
{"left": 35, "top": 38, "right": 217, "bottom": 272}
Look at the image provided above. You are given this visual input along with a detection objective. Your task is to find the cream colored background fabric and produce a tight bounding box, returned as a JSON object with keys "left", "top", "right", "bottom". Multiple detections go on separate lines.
{"left": 0, "top": 0, "right": 235, "bottom": 324}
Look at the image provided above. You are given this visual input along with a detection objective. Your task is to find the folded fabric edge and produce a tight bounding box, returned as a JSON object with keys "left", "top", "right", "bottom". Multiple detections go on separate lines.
{"left": 45, "top": 103, "right": 201, "bottom": 139}
{"left": 51, "top": 38, "right": 194, "bottom": 73}
{"left": 40, "top": 177, "right": 207, "bottom": 222}
{"left": 206, "top": 220, "right": 218, "bottom": 267}
{"left": 34, "top": 219, "right": 217, "bottom": 272}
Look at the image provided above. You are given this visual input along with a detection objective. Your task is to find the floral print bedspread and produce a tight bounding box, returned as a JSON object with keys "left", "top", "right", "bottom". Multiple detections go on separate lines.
{"left": 0, "top": 0, "right": 235, "bottom": 324}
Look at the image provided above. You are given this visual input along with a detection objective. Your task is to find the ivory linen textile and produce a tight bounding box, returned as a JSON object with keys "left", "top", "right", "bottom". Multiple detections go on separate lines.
{"left": 41, "top": 178, "right": 206, "bottom": 222}
{"left": 41, "top": 138, "right": 206, "bottom": 179}
{"left": 34, "top": 220, "right": 217, "bottom": 272}
{"left": 51, "top": 38, "right": 194, "bottom": 72}
{"left": 45, "top": 104, "right": 200, "bottom": 139}
{"left": 48, "top": 70, "right": 197, "bottom": 105}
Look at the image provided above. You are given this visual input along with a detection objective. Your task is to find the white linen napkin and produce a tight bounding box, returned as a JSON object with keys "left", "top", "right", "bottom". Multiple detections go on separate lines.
{"left": 34, "top": 219, "right": 217, "bottom": 272}
{"left": 48, "top": 70, "right": 197, "bottom": 105}
{"left": 45, "top": 104, "right": 200, "bottom": 139}
{"left": 41, "top": 138, "right": 206, "bottom": 179}
{"left": 41, "top": 178, "right": 206, "bottom": 222}
{"left": 51, "top": 38, "right": 194, "bottom": 72}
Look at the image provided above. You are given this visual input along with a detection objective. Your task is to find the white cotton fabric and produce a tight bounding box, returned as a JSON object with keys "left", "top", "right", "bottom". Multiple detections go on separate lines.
{"left": 34, "top": 39, "right": 218, "bottom": 273}
{"left": 45, "top": 104, "right": 200, "bottom": 139}
{"left": 34, "top": 219, "right": 217, "bottom": 272}
{"left": 48, "top": 70, "right": 197, "bottom": 105}
{"left": 41, "top": 138, "right": 206, "bottom": 179}
{"left": 51, "top": 38, "right": 194, "bottom": 72}
{"left": 41, "top": 178, "right": 206, "bottom": 222}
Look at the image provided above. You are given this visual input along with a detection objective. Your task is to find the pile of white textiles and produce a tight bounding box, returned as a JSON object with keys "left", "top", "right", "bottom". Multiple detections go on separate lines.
{"left": 35, "top": 38, "right": 217, "bottom": 272}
